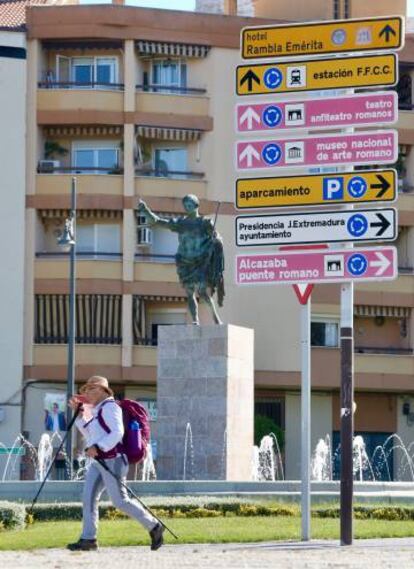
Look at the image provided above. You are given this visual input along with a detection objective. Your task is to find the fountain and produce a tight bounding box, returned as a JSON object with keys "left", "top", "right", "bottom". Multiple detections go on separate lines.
{"left": 252, "top": 433, "right": 285, "bottom": 481}
{"left": 183, "top": 422, "right": 194, "bottom": 481}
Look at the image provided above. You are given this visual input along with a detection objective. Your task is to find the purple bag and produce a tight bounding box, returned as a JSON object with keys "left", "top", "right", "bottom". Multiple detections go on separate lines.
{"left": 97, "top": 399, "right": 150, "bottom": 464}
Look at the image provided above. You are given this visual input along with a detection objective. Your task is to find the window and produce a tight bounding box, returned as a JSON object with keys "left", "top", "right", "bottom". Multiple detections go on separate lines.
{"left": 57, "top": 55, "right": 118, "bottom": 88}
{"left": 154, "top": 148, "right": 187, "bottom": 178}
{"left": 73, "top": 143, "right": 120, "bottom": 174}
{"left": 151, "top": 59, "right": 187, "bottom": 92}
{"left": 311, "top": 319, "right": 339, "bottom": 347}
{"left": 76, "top": 224, "right": 121, "bottom": 257}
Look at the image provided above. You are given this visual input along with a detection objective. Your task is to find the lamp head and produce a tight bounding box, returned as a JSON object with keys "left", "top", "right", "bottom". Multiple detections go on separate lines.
{"left": 57, "top": 219, "right": 75, "bottom": 250}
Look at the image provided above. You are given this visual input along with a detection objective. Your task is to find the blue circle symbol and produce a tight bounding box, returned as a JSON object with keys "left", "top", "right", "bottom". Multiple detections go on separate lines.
{"left": 264, "top": 68, "right": 283, "bottom": 90}
{"left": 262, "top": 143, "right": 282, "bottom": 165}
{"left": 347, "top": 253, "right": 368, "bottom": 276}
{"left": 347, "top": 176, "right": 368, "bottom": 199}
{"left": 262, "top": 106, "right": 283, "bottom": 128}
{"left": 347, "top": 214, "right": 368, "bottom": 237}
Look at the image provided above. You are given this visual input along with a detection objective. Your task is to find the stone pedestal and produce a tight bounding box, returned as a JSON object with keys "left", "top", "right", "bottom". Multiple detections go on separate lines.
{"left": 156, "top": 324, "right": 254, "bottom": 480}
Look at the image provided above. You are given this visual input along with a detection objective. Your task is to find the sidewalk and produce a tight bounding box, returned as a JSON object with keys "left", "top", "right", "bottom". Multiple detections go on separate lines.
{"left": 2, "top": 539, "right": 414, "bottom": 568}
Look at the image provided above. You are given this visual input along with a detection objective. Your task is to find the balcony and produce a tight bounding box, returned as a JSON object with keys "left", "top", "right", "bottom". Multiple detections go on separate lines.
{"left": 312, "top": 346, "right": 414, "bottom": 389}
{"left": 37, "top": 84, "right": 124, "bottom": 113}
{"left": 134, "top": 258, "right": 178, "bottom": 282}
{"left": 135, "top": 86, "right": 209, "bottom": 117}
{"left": 33, "top": 345, "right": 122, "bottom": 366}
{"left": 135, "top": 169, "right": 207, "bottom": 199}
{"left": 35, "top": 253, "right": 123, "bottom": 280}
{"left": 36, "top": 172, "right": 123, "bottom": 197}
{"left": 355, "top": 273, "right": 414, "bottom": 297}
{"left": 132, "top": 345, "right": 157, "bottom": 367}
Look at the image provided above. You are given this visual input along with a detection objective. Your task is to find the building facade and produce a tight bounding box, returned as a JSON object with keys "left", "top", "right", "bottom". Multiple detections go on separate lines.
{"left": 11, "top": 0, "right": 414, "bottom": 480}
{"left": 0, "top": 30, "right": 26, "bottom": 459}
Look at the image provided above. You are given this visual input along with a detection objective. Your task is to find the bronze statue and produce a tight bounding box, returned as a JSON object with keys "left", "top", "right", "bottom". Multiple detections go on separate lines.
{"left": 137, "top": 195, "right": 225, "bottom": 325}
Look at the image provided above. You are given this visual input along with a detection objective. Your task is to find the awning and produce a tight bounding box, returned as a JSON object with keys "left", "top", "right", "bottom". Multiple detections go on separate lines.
{"left": 42, "top": 40, "right": 123, "bottom": 51}
{"left": 44, "top": 126, "right": 123, "bottom": 137}
{"left": 39, "top": 210, "right": 122, "bottom": 220}
{"left": 136, "top": 40, "right": 210, "bottom": 58}
{"left": 354, "top": 305, "right": 411, "bottom": 317}
{"left": 134, "top": 294, "right": 185, "bottom": 302}
{"left": 136, "top": 125, "right": 201, "bottom": 141}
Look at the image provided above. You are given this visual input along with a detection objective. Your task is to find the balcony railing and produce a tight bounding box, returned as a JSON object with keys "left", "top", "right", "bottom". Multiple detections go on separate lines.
{"left": 34, "top": 293, "right": 122, "bottom": 344}
{"left": 398, "top": 266, "right": 414, "bottom": 274}
{"left": 399, "top": 103, "right": 414, "bottom": 111}
{"left": 134, "top": 337, "right": 158, "bottom": 346}
{"left": 355, "top": 346, "right": 413, "bottom": 355}
{"left": 136, "top": 84, "right": 206, "bottom": 95}
{"left": 135, "top": 168, "right": 204, "bottom": 180}
{"left": 134, "top": 253, "right": 175, "bottom": 263}
{"left": 37, "top": 165, "right": 123, "bottom": 175}
{"left": 38, "top": 81, "right": 124, "bottom": 91}
{"left": 36, "top": 251, "right": 122, "bottom": 260}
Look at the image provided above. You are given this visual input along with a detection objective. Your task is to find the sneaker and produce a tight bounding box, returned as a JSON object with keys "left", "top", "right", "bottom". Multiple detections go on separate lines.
{"left": 67, "top": 538, "right": 98, "bottom": 551}
{"left": 149, "top": 523, "right": 164, "bottom": 551}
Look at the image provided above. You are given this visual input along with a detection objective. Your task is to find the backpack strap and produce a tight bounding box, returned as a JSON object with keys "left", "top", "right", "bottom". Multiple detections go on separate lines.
{"left": 97, "top": 399, "right": 115, "bottom": 434}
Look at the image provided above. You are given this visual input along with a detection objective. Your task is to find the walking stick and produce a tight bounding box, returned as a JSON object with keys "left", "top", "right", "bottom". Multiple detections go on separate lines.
{"left": 28, "top": 405, "right": 82, "bottom": 516}
{"left": 95, "top": 457, "right": 179, "bottom": 540}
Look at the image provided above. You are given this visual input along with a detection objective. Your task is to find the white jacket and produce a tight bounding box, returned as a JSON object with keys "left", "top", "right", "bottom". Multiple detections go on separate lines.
{"left": 75, "top": 397, "right": 124, "bottom": 452}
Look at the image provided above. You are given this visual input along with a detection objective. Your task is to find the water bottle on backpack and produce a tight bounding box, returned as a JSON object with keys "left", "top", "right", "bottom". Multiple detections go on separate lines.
{"left": 126, "top": 419, "right": 142, "bottom": 460}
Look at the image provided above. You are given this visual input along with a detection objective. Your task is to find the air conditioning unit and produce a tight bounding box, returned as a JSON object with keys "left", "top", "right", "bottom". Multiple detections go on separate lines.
{"left": 38, "top": 160, "right": 60, "bottom": 173}
{"left": 137, "top": 227, "right": 152, "bottom": 246}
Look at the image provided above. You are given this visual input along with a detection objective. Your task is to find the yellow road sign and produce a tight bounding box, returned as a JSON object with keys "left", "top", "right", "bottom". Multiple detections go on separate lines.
{"left": 241, "top": 16, "right": 404, "bottom": 59}
{"left": 236, "top": 53, "right": 397, "bottom": 96}
{"left": 236, "top": 170, "right": 397, "bottom": 210}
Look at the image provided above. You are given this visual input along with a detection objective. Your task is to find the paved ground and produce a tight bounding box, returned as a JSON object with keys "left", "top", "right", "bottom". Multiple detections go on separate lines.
{"left": 2, "top": 539, "right": 414, "bottom": 568}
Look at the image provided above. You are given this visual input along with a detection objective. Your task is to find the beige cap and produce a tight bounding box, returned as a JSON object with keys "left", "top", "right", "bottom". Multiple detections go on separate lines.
{"left": 80, "top": 375, "right": 113, "bottom": 396}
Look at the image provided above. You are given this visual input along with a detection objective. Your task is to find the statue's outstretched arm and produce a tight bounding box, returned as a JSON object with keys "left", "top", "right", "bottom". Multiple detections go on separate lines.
{"left": 137, "top": 199, "right": 170, "bottom": 227}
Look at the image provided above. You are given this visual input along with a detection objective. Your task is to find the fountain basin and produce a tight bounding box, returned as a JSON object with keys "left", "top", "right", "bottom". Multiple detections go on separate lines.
{"left": 1, "top": 480, "right": 414, "bottom": 504}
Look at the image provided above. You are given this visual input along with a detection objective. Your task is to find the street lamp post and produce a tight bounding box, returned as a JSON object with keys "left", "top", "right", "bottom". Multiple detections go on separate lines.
{"left": 58, "top": 177, "right": 77, "bottom": 479}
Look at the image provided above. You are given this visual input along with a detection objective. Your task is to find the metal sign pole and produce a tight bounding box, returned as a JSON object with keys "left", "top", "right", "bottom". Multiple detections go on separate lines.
{"left": 301, "top": 296, "right": 311, "bottom": 541}
{"left": 340, "top": 281, "right": 354, "bottom": 545}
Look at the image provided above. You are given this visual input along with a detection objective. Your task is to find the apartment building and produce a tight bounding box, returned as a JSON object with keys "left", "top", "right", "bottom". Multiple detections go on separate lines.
{"left": 13, "top": 0, "right": 414, "bottom": 480}
{"left": 0, "top": 27, "right": 26, "bottom": 461}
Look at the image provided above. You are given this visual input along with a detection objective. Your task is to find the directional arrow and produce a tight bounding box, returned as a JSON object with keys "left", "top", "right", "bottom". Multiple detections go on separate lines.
{"left": 370, "top": 251, "right": 392, "bottom": 276}
{"left": 239, "top": 106, "right": 261, "bottom": 130}
{"left": 240, "top": 69, "right": 261, "bottom": 92}
{"left": 239, "top": 144, "right": 261, "bottom": 168}
{"left": 379, "top": 24, "right": 397, "bottom": 43}
{"left": 370, "top": 213, "right": 391, "bottom": 236}
{"left": 370, "top": 174, "right": 391, "bottom": 198}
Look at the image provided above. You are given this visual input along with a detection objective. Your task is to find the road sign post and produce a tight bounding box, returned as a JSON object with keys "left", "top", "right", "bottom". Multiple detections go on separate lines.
{"left": 236, "top": 247, "right": 397, "bottom": 286}
{"left": 236, "top": 208, "right": 397, "bottom": 247}
{"left": 241, "top": 16, "right": 404, "bottom": 59}
{"left": 236, "top": 92, "right": 397, "bottom": 134}
{"left": 235, "top": 169, "right": 397, "bottom": 209}
{"left": 235, "top": 12, "right": 403, "bottom": 547}
{"left": 236, "top": 130, "right": 398, "bottom": 171}
{"left": 236, "top": 53, "right": 397, "bottom": 96}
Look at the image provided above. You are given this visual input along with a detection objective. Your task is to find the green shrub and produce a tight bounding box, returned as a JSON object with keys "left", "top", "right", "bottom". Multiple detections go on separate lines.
{"left": 254, "top": 414, "right": 284, "bottom": 449}
{"left": 0, "top": 502, "right": 26, "bottom": 531}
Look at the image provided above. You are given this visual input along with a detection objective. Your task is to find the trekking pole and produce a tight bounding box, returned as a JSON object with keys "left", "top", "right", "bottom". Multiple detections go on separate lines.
{"left": 28, "top": 405, "right": 82, "bottom": 516}
{"left": 95, "top": 457, "right": 179, "bottom": 540}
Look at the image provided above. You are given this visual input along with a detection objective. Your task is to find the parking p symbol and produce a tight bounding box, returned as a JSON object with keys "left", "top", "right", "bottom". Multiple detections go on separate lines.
{"left": 323, "top": 177, "right": 344, "bottom": 201}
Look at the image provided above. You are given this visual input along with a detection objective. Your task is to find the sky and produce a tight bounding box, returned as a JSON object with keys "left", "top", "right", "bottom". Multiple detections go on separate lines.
{"left": 80, "top": 0, "right": 197, "bottom": 8}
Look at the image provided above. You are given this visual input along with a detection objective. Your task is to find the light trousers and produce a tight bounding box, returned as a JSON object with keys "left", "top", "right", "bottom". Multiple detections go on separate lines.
{"left": 81, "top": 456, "right": 157, "bottom": 540}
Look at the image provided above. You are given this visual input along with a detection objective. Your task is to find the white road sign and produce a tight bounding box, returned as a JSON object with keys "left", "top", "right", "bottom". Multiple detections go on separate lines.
{"left": 235, "top": 208, "right": 397, "bottom": 247}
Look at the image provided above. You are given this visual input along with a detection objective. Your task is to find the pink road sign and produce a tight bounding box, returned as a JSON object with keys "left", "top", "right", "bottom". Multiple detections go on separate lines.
{"left": 236, "top": 246, "right": 397, "bottom": 286}
{"left": 236, "top": 91, "right": 397, "bottom": 133}
{"left": 236, "top": 130, "right": 398, "bottom": 171}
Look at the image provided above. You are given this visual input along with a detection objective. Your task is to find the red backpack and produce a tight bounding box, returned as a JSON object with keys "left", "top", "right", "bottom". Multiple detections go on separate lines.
{"left": 97, "top": 399, "right": 150, "bottom": 464}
